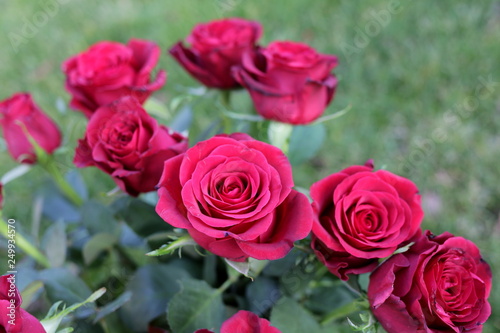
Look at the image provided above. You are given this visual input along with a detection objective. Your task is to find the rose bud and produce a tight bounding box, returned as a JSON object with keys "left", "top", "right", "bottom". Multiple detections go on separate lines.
{"left": 195, "top": 310, "right": 281, "bottom": 333}
{"left": 0, "top": 93, "right": 62, "bottom": 164}
{"left": 311, "top": 160, "right": 423, "bottom": 280}
{"left": 62, "top": 39, "right": 166, "bottom": 117}
{"left": 156, "top": 133, "right": 313, "bottom": 262}
{"left": 232, "top": 41, "right": 338, "bottom": 125}
{"left": 368, "top": 230, "right": 492, "bottom": 333}
{"left": 74, "top": 96, "right": 187, "bottom": 196}
{"left": 169, "top": 18, "right": 262, "bottom": 89}
{"left": 0, "top": 275, "right": 47, "bottom": 333}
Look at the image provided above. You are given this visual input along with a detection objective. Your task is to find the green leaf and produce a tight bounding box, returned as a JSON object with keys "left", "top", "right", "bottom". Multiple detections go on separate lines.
{"left": 246, "top": 276, "right": 281, "bottom": 315}
{"left": 144, "top": 97, "right": 172, "bottom": 121}
{"left": 81, "top": 200, "right": 118, "bottom": 235}
{"left": 41, "top": 288, "right": 106, "bottom": 333}
{"left": 40, "top": 181, "right": 81, "bottom": 223}
{"left": 169, "top": 105, "right": 193, "bottom": 133}
{"left": 167, "top": 279, "right": 225, "bottom": 333}
{"left": 146, "top": 235, "right": 197, "bottom": 257}
{"left": 1, "top": 164, "right": 32, "bottom": 184}
{"left": 120, "top": 264, "right": 193, "bottom": 332}
{"left": 288, "top": 123, "right": 326, "bottom": 166}
{"left": 313, "top": 104, "right": 352, "bottom": 124}
{"left": 268, "top": 121, "right": 293, "bottom": 153}
{"left": 225, "top": 258, "right": 269, "bottom": 280}
{"left": 20, "top": 280, "right": 44, "bottom": 308}
{"left": 112, "top": 197, "right": 171, "bottom": 238}
{"left": 82, "top": 233, "right": 118, "bottom": 265}
{"left": 39, "top": 268, "right": 94, "bottom": 318}
{"left": 271, "top": 297, "right": 321, "bottom": 332}
{"left": 42, "top": 222, "right": 67, "bottom": 268}
{"left": 93, "top": 291, "right": 132, "bottom": 323}
{"left": 65, "top": 170, "right": 88, "bottom": 201}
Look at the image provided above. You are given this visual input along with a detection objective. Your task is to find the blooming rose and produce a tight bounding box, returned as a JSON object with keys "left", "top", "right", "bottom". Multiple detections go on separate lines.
{"left": 155, "top": 133, "right": 313, "bottom": 261}
{"left": 368, "top": 231, "right": 492, "bottom": 332}
{"left": 62, "top": 39, "right": 166, "bottom": 117}
{"left": 0, "top": 275, "right": 46, "bottom": 333}
{"left": 0, "top": 93, "right": 61, "bottom": 164}
{"left": 232, "top": 41, "right": 338, "bottom": 124}
{"left": 74, "top": 96, "right": 187, "bottom": 196}
{"left": 311, "top": 161, "right": 423, "bottom": 280}
{"left": 195, "top": 310, "right": 281, "bottom": 333}
{"left": 170, "top": 18, "right": 262, "bottom": 89}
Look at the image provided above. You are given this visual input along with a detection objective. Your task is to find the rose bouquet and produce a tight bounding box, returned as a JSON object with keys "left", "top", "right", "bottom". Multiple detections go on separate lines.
{"left": 0, "top": 15, "right": 492, "bottom": 333}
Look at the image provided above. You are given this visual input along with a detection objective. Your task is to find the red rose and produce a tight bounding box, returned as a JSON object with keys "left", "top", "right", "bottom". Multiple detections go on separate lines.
{"left": 155, "top": 133, "right": 313, "bottom": 261}
{"left": 195, "top": 310, "right": 281, "bottom": 333}
{"left": 170, "top": 18, "right": 262, "bottom": 89}
{"left": 62, "top": 39, "right": 166, "bottom": 117}
{"left": 74, "top": 96, "right": 187, "bottom": 196}
{"left": 232, "top": 41, "right": 338, "bottom": 124}
{"left": 0, "top": 93, "right": 61, "bottom": 164}
{"left": 368, "top": 231, "right": 492, "bottom": 332}
{"left": 0, "top": 275, "right": 46, "bottom": 333}
{"left": 310, "top": 161, "right": 423, "bottom": 280}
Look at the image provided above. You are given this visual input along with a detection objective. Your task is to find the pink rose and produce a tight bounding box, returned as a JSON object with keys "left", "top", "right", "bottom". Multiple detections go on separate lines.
{"left": 74, "top": 96, "right": 187, "bottom": 196}
{"left": 232, "top": 41, "right": 338, "bottom": 124}
{"left": 0, "top": 93, "right": 61, "bottom": 164}
{"left": 62, "top": 39, "right": 166, "bottom": 117}
{"left": 368, "top": 231, "right": 492, "bottom": 332}
{"left": 170, "top": 18, "right": 262, "bottom": 89}
{"left": 311, "top": 161, "right": 423, "bottom": 280}
{"left": 156, "top": 133, "right": 313, "bottom": 261}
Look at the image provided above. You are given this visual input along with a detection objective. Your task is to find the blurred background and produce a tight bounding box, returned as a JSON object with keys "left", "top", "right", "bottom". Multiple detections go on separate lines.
{"left": 0, "top": 0, "right": 499, "bottom": 331}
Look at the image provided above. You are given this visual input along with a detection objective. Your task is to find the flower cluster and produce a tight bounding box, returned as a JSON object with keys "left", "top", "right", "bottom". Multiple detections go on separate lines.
{"left": 171, "top": 18, "right": 338, "bottom": 124}
{"left": 0, "top": 15, "right": 492, "bottom": 333}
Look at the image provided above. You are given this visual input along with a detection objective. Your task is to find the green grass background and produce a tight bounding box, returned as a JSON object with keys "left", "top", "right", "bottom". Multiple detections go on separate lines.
{"left": 0, "top": 0, "right": 499, "bottom": 331}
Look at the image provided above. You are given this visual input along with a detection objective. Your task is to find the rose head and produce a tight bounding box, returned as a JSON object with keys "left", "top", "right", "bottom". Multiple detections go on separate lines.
{"left": 156, "top": 133, "right": 313, "bottom": 261}
{"left": 62, "top": 39, "right": 166, "bottom": 117}
{"left": 310, "top": 161, "right": 423, "bottom": 280}
{"left": 232, "top": 40, "right": 338, "bottom": 125}
{"left": 0, "top": 275, "right": 46, "bottom": 333}
{"left": 170, "top": 18, "right": 262, "bottom": 89}
{"left": 0, "top": 93, "right": 61, "bottom": 164}
{"left": 74, "top": 96, "right": 187, "bottom": 196}
{"left": 195, "top": 310, "right": 281, "bottom": 333}
{"left": 368, "top": 231, "right": 492, "bottom": 332}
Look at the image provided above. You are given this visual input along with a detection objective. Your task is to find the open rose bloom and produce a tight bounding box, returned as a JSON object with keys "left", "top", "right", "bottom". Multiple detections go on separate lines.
{"left": 170, "top": 18, "right": 262, "bottom": 89}
{"left": 233, "top": 41, "right": 338, "bottom": 124}
{"left": 311, "top": 161, "right": 424, "bottom": 280}
{"left": 195, "top": 310, "right": 281, "bottom": 333}
{"left": 368, "top": 231, "right": 492, "bottom": 332}
{"left": 74, "top": 96, "right": 187, "bottom": 196}
{"left": 62, "top": 39, "right": 166, "bottom": 117}
{"left": 156, "top": 133, "right": 313, "bottom": 261}
{"left": 0, "top": 275, "right": 46, "bottom": 333}
{"left": 0, "top": 93, "right": 61, "bottom": 164}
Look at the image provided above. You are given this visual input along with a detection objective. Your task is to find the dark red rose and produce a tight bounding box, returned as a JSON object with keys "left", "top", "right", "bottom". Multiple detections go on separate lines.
{"left": 0, "top": 275, "right": 46, "bottom": 333}
{"left": 170, "top": 18, "right": 262, "bottom": 89}
{"left": 156, "top": 133, "right": 313, "bottom": 261}
{"left": 232, "top": 41, "right": 338, "bottom": 124}
{"left": 310, "top": 161, "right": 423, "bottom": 280}
{"left": 74, "top": 96, "right": 187, "bottom": 196}
{"left": 62, "top": 39, "right": 166, "bottom": 117}
{"left": 195, "top": 310, "right": 281, "bottom": 333}
{"left": 0, "top": 93, "right": 61, "bottom": 164}
{"left": 368, "top": 231, "right": 492, "bottom": 333}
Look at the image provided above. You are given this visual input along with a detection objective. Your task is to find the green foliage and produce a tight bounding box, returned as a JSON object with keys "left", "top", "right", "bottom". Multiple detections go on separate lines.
{"left": 167, "top": 279, "right": 225, "bottom": 333}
